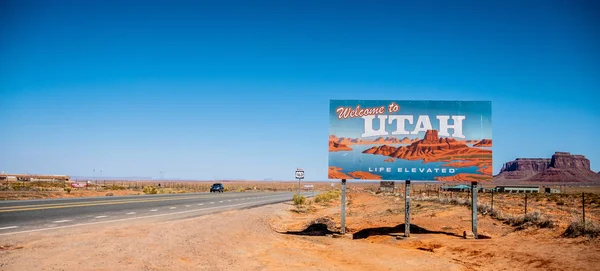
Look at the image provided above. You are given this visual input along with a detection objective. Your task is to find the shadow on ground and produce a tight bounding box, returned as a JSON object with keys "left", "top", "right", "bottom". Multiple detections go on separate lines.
{"left": 284, "top": 223, "right": 335, "bottom": 236}
{"left": 352, "top": 224, "right": 463, "bottom": 239}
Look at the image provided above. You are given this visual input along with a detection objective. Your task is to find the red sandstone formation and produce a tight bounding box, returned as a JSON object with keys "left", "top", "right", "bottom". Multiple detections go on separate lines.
{"left": 362, "top": 130, "right": 491, "bottom": 162}
{"left": 329, "top": 141, "right": 352, "bottom": 152}
{"left": 328, "top": 166, "right": 351, "bottom": 179}
{"left": 348, "top": 171, "right": 382, "bottom": 180}
{"left": 495, "top": 152, "right": 600, "bottom": 183}
{"left": 474, "top": 139, "right": 492, "bottom": 147}
{"left": 435, "top": 173, "right": 491, "bottom": 182}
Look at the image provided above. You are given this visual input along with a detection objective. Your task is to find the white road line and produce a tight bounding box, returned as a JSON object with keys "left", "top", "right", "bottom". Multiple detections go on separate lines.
{"left": 150, "top": 209, "right": 158, "bottom": 212}
{"left": 0, "top": 226, "right": 18, "bottom": 230}
{"left": 198, "top": 203, "right": 204, "bottom": 206}
{"left": 185, "top": 205, "right": 191, "bottom": 207}
{"left": 209, "top": 202, "right": 215, "bottom": 204}
{"left": 94, "top": 216, "right": 108, "bottom": 219}
{"left": 219, "top": 201, "right": 224, "bottom": 203}
{"left": 0, "top": 196, "right": 291, "bottom": 236}
{"left": 126, "top": 212, "right": 136, "bottom": 215}
{"left": 53, "top": 220, "right": 72, "bottom": 223}
{"left": 227, "top": 200, "right": 231, "bottom": 202}
{"left": 169, "top": 207, "right": 177, "bottom": 209}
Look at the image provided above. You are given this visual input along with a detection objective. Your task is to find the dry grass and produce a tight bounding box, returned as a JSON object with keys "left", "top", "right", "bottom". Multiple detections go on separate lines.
{"left": 563, "top": 220, "right": 600, "bottom": 238}
{"left": 314, "top": 190, "right": 341, "bottom": 203}
{"left": 504, "top": 211, "right": 554, "bottom": 229}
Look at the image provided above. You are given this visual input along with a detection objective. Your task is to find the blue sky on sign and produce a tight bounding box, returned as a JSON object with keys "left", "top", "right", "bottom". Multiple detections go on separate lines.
{"left": 1, "top": 0, "right": 598, "bottom": 180}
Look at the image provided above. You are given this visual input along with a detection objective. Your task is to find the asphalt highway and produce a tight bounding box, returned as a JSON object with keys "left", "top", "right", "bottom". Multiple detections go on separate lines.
{"left": 0, "top": 191, "right": 309, "bottom": 236}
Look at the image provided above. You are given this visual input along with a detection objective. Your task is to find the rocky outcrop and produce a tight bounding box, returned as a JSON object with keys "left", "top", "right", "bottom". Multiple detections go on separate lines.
{"left": 495, "top": 152, "right": 600, "bottom": 183}
{"left": 328, "top": 166, "right": 351, "bottom": 179}
{"left": 362, "top": 130, "right": 491, "bottom": 162}
{"left": 549, "top": 152, "right": 590, "bottom": 169}
{"left": 474, "top": 139, "right": 492, "bottom": 147}
{"left": 501, "top": 159, "right": 551, "bottom": 173}
{"left": 329, "top": 141, "right": 352, "bottom": 152}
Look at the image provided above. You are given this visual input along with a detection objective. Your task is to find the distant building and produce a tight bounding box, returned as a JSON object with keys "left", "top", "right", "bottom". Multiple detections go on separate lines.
{"left": 441, "top": 184, "right": 472, "bottom": 192}
{"left": 0, "top": 173, "right": 70, "bottom": 182}
{"left": 494, "top": 185, "right": 539, "bottom": 193}
{"left": 543, "top": 187, "right": 561, "bottom": 194}
{"left": 379, "top": 181, "right": 396, "bottom": 193}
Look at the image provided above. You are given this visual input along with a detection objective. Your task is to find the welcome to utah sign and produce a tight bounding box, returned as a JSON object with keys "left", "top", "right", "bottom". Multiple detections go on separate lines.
{"left": 328, "top": 100, "right": 492, "bottom": 182}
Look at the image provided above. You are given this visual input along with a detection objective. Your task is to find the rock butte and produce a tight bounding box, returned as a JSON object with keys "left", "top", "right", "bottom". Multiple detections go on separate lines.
{"left": 495, "top": 152, "right": 600, "bottom": 183}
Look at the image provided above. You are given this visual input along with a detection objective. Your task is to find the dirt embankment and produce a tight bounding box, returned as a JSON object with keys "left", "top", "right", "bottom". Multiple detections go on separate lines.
{"left": 271, "top": 191, "right": 600, "bottom": 271}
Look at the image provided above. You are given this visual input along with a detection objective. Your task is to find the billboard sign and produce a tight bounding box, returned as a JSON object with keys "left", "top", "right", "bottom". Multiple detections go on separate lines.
{"left": 328, "top": 100, "right": 492, "bottom": 181}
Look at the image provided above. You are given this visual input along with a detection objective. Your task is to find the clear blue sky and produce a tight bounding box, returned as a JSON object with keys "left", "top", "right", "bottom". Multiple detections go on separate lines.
{"left": 1, "top": 0, "right": 598, "bottom": 180}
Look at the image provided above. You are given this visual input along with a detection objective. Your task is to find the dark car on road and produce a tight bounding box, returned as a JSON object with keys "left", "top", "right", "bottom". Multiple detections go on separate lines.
{"left": 210, "top": 183, "right": 224, "bottom": 193}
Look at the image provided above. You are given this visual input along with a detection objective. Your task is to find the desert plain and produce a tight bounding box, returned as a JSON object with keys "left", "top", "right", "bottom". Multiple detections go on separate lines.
{"left": 1, "top": 181, "right": 599, "bottom": 271}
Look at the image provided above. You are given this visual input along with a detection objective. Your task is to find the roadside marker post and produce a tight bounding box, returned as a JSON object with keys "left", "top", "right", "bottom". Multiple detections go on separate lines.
{"left": 341, "top": 179, "right": 347, "bottom": 234}
{"left": 471, "top": 181, "right": 478, "bottom": 239}
{"left": 491, "top": 189, "right": 494, "bottom": 211}
{"left": 582, "top": 192, "right": 586, "bottom": 236}
{"left": 405, "top": 180, "right": 411, "bottom": 237}
{"left": 295, "top": 168, "right": 304, "bottom": 198}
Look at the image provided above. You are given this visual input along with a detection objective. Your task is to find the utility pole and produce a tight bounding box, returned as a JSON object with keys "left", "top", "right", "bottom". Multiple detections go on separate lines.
{"left": 405, "top": 179, "right": 411, "bottom": 237}
{"left": 341, "top": 179, "right": 347, "bottom": 234}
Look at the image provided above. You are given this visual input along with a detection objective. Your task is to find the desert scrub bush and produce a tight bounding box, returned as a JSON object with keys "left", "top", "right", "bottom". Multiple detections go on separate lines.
{"left": 107, "top": 184, "right": 126, "bottom": 190}
{"left": 142, "top": 186, "right": 158, "bottom": 194}
{"left": 562, "top": 220, "right": 600, "bottom": 238}
{"left": 64, "top": 187, "right": 71, "bottom": 194}
{"left": 237, "top": 187, "right": 245, "bottom": 192}
{"left": 505, "top": 211, "right": 554, "bottom": 229}
{"left": 315, "top": 190, "right": 341, "bottom": 203}
{"left": 293, "top": 194, "right": 306, "bottom": 205}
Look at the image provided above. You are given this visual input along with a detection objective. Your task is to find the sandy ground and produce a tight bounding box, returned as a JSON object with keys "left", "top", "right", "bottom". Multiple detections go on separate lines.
{"left": 1, "top": 191, "right": 599, "bottom": 271}
{"left": 1, "top": 202, "right": 459, "bottom": 271}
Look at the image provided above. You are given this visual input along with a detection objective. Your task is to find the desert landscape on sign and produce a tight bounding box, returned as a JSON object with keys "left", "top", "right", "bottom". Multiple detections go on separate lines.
{"left": 328, "top": 129, "right": 493, "bottom": 182}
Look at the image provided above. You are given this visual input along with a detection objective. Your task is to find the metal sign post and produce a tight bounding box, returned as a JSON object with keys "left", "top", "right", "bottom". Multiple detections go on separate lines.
{"left": 405, "top": 180, "right": 411, "bottom": 237}
{"left": 341, "top": 179, "right": 347, "bottom": 234}
{"left": 471, "top": 181, "right": 478, "bottom": 239}
{"left": 295, "top": 168, "right": 304, "bottom": 197}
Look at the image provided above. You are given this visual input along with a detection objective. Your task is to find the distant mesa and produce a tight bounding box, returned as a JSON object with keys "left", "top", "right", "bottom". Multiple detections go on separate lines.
{"left": 495, "top": 152, "right": 600, "bottom": 183}
{"left": 473, "top": 139, "right": 492, "bottom": 147}
{"left": 328, "top": 135, "right": 419, "bottom": 147}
